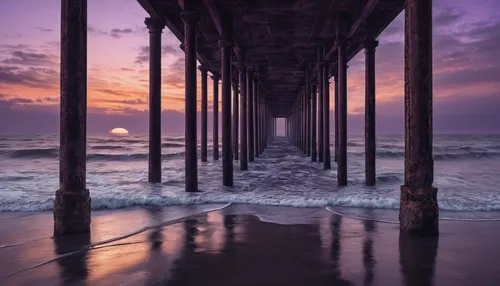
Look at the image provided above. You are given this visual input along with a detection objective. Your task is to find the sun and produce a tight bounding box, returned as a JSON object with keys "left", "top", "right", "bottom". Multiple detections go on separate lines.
{"left": 109, "top": 128, "right": 129, "bottom": 135}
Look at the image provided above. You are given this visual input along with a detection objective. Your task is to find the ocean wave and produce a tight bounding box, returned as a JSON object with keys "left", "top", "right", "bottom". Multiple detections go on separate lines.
{"left": 90, "top": 145, "right": 129, "bottom": 150}
{"left": 2, "top": 192, "right": 500, "bottom": 214}
{"left": 348, "top": 149, "right": 500, "bottom": 160}
{"left": 87, "top": 152, "right": 185, "bottom": 161}
{"left": 6, "top": 148, "right": 58, "bottom": 159}
{"left": 4, "top": 148, "right": 185, "bottom": 160}
{"left": 162, "top": 142, "right": 185, "bottom": 148}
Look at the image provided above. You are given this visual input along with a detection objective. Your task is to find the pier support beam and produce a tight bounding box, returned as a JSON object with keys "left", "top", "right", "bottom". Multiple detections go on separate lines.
{"left": 365, "top": 39, "right": 378, "bottom": 186}
{"left": 317, "top": 62, "right": 324, "bottom": 162}
{"left": 238, "top": 63, "right": 248, "bottom": 170}
{"left": 232, "top": 76, "right": 239, "bottom": 161}
{"left": 337, "top": 37, "right": 348, "bottom": 186}
{"left": 400, "top": 0, "right": 438, "bottom": 236}
{"left": 305, "top": 90, "right": 309, "bottom": 155}
{"left": 199, "top": 65, "right": 209, "bottom": 162}
{"left": 145, "top": 17, "right": 165, "bottom": 183}
{"left": 247, "top": 68, "right": 255, "bottom": 162}
{"left": 323, "top": 62, "right": 331, "bottom": 170}
{"left": 311, "top": 83, "right": 317, "bottom": 162}
{"left": 306, "top": 70, "right": 312, "bottom": 157}
{"left": 181, "top": 8, "right": 199, "bottom": 192}
{"left": 254, "top": 80, "right": 260, "bottom": 158}
{"left": 211, "top": 75, "right": 220, "bottom": 160}
{"left": 221, "top": 38, "right": 233, "bottom": 186}
{"left": 334, "top": 75, "right": 339, "bottom": 162}
{"left": 54, "top": 0, "right": 91, "bottom": 235}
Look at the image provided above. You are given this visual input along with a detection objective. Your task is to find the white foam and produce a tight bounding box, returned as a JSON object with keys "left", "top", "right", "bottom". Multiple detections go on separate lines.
{"left": 2, "top": 136, "right": 500, "bottom": 220}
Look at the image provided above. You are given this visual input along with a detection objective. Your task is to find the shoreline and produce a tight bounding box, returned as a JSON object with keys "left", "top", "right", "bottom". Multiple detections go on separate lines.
{"left": 3, "top": 202, "right": 500, "bottom": 221}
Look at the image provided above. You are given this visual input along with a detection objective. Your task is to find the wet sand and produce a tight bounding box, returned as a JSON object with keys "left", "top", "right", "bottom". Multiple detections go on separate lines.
{"left": 1, "top": 204, "right": 499, "bottom": 286}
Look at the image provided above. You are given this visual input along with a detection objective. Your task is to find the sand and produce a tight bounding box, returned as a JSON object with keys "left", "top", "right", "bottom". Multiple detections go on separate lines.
{"left": 0, "top": 204, "right": 499, "bottom": 286}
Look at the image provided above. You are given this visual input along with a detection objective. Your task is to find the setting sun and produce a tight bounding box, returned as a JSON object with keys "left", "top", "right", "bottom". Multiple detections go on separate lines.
{"left": 109, "top": 127, "right": 129, "bottom": 135}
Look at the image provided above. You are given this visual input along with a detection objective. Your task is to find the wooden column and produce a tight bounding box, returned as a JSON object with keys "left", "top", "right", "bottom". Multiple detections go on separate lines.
{"left": 303, "top": 93, "right": 306, "bottom": 151}
{"left": 323, "top": 63, "right": 331, "bottom": 170}
{"left": 400, "top": 0, "right": 438, "bottom": 236}
{"left": 274, "top": 118, "right": 277, "bottom": 137}
{"left": 311, "top": 83, "right": 317, "bottom": 162}
{"left": 365, "top": 39, "right": 378, "bottom": 186}
{"left": 298, "top": 96, "right": 301, "bottom": 149}
{"left": 181, "top": 7, "right": 199, "bottom": 192}
{"left": 145, "top": 18, "right": 165, "bottom": 183}
{"left": 317, "top": 62, "right": 324, "bottom": 162}
{"left": 54, "top": 0, "right": 90, "bottom": 235}
{"left": 306, "top": 68, "right": 312, "bottom": 156}
{"left": 238, "top": 63, "right": 248, "bottom": 171}
{"left": 221, "top": 38, "right": 233, "bottom": 186}
{"left": 259, "top": 91, "right": 266, "bottom": 154}
{"left": 232, "top": 77, "right": 239, "bottom": 161}
{"left": 334, "top": 74, "right": 339, "bottom": 163}
{"left": 337, "top": 38, "right": 348, "bottom": 186}
{"left": 254, "top": 80, "right": 259, "bottom": 158}
{"left": 247, "top": 68, "right": 255, "bottom": 162}
{"left": 199, "top": 65, "right": 209, "bottom": 162}
{"left": 211, "top": 75, "right": 220, "bottom": 160}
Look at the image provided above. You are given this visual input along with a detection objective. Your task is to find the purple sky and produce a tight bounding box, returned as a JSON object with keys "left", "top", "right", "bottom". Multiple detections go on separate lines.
{"left": 0, "top": 0, "right": 500, "bottom": 134}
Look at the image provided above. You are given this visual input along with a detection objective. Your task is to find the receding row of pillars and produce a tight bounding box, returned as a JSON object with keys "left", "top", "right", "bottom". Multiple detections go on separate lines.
{"left": 283, "top": 0, "right": 438, "bottom": 235}
{"left": 286, "top": 37, "right": 377, "bottom": 188}
{"left": 56, "top": 0, "right": 437, "bottom": 236}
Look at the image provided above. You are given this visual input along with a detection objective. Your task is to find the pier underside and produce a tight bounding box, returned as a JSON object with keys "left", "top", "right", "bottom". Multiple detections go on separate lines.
{"left": 138, "top": 0, "right": 404, "bottom": 117}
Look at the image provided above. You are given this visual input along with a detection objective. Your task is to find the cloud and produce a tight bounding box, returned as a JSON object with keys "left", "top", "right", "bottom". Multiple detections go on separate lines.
{"left": 433, "top": 6, "right": 465, "bottom": 26}
{"left": 95, "top": 89, "right": 147, "bottom": 98}
{"left": 135, "top": 44, "right": 183, "bottom": 65}
{"left": 87, "top": 26, "right": 108, "bottom": 36}
{"left": 0, "top": 96, "right": 35, "bottom": 110}
{"left": 0, "top": 44, "right": 58, "bottom": 88}
{"left": 35, "top": 27, "right": 54, "bottom": 33}
{"left": 0, "top": 66, "right": 57, "bottom": 88}
{"left": 110, "top": 28, "right": 134, "bottom": 38}
{"left": 99, "top": 98, "right": 147, "bottom": 105}
{"left": 135, "top": 46, "right": 149, "bottom": 65}
{"left": 9, "top": 97, "right": 34, "bottom": 104}
{"left": 1, "top": 50, "right": 56, "bottom": 66}
{"left": 89, "top": 26, "right": 146, "bottom": 39}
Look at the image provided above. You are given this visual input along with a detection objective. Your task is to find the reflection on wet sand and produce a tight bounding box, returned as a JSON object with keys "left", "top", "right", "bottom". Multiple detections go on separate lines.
{"left": 54, "top": 233, "right": 90, "bottom": 285}
{"left": 2, "top": 205, "right": 498, "bottom": 285}
{"left": 330, "top": 215, "right": 352, "bottom": 285}
{"left": 399, "top": 232, "right": 439, "bottom": 286}
{"left": 362, "top": 211, "right": 376, "bottom": 286}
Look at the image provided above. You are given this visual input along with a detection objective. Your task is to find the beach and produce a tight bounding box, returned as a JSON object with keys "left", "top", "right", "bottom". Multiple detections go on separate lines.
{"left": 1, "top": 204, "right": 500, "bottom": 285}
{"left": 2, "top": 136, "right": 500, "bottom": 285}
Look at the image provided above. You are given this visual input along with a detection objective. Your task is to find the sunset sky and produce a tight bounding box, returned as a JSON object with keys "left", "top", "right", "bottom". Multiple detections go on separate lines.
{"left": 0, "top": 0, "right": 499, "bottom": 134}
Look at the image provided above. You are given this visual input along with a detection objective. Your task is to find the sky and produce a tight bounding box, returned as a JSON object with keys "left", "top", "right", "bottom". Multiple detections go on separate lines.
{"left": 0, "top": 0, "right": 499, "bottom": 134}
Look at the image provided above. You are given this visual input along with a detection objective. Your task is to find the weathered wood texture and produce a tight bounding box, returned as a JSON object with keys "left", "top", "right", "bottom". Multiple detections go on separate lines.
{"left": 400, "top": 0, "right": 438, "bottom": 236}
{"left": 199, "top": 66, "right": 209, "bottom": 162}
{"left": 181, "top": 8, "right": 199, "bottom": 192}
{"left": 221, "top": 39, "right": 233, "bottom": 186}
{"left": 55, "top": 0, "right": 91, "bottom": 235}
{"left": 211, "top": 75, "right": 219, "bottom": 160}
{"left": 137, "top": 0, "right": 404, "bottom": 117}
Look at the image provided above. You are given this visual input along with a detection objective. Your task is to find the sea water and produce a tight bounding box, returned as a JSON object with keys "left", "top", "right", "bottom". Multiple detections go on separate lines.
{"left": 0, "top": 134, "right": 499, "bottom": 219}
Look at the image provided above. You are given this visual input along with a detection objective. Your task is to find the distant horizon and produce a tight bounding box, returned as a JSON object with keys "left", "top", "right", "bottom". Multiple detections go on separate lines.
{"left": 2, "top": 132, "right": 499, "bottom": 136}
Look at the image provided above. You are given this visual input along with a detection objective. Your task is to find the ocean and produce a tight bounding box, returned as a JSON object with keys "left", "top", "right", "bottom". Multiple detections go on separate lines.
{"left": 1, "top": 134, "right": 500, "bottom": 219}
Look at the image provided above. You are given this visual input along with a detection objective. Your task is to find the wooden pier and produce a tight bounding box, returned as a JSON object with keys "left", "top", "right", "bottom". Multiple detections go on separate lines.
{"left": 55, "top": 0, "right": 438, "bottom": 236}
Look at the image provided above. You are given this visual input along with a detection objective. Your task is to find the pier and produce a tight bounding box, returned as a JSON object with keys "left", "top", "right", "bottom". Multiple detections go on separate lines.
{"left": 55, "top": 0, "right": 437, "bottom": 236}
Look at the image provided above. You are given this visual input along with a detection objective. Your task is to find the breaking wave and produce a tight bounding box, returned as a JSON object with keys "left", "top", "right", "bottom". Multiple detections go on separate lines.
{"left": 1, "top": 191, "right": 500, "bottom": 215}
{"left": 4, "top": 149, "right": 186, "bottom": 160}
